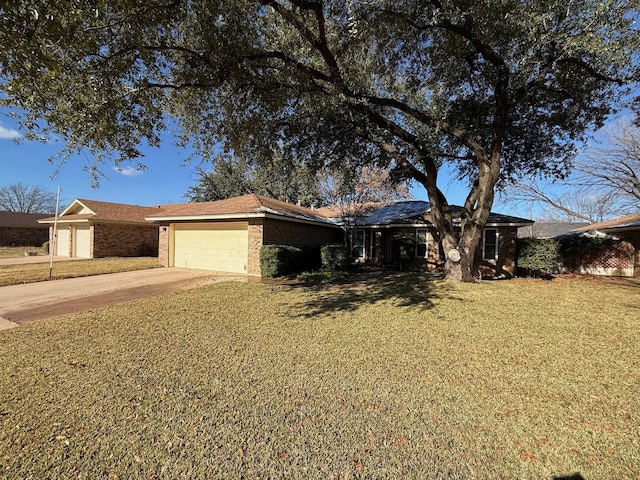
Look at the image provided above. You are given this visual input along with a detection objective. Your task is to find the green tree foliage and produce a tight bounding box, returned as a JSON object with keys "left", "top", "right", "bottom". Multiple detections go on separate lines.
{"left": 186, "top": 158, "right": 252, "bottom": 202}
{"left": 516, "top": 238, "right": 558, "bottom": 277}
{"left": 1, "top": 1, "right": 637, "bottom": 281}
{"left": 186, "top": 153, "right": 322, "bottom": 205}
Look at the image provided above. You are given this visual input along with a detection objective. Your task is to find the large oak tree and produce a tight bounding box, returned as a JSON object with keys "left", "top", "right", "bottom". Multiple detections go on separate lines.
{"left": 1, "top": 0, "right": 637, "bottom": 281}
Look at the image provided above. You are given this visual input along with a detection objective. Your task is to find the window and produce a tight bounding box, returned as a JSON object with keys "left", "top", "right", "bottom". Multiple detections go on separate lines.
{"left": 351, "top": 229, "right": 365, "bottom": 258}
{"left": 416, "top": 229, "right": 428, "bottom": 258}
{"left": 483, "top": 229, "right": 498, "bottom": 261}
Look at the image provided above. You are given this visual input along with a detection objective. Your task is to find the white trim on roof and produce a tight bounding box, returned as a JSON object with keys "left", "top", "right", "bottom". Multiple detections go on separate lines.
{"left": 58, "top": 199, "right": 95, "bottom": 217}
{"left": 352, "top": 221, "right": 533, "bottom": 229}
{"left": 38, "top": 218, "right": 90, "bottom": 224}
{"left": 146, "top": 211, "right": 340, "bottom": 228}
{"left": 484, "top": 222, "right": 534, "bottom": 227}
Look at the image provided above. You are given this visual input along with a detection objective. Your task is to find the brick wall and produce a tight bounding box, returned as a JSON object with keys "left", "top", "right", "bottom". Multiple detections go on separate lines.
{"left": 0, "top": 226, "right": 49, "bottom": 247}
{"left": 93, "top": 223, "right": 159, "bottom": 258}
{"left": 251, "top": 217, "right": 341, "bottom": 276}
{"left": 262, "top": 218, "right": 341, "bottom": 247}
{"left": 383, "top": 227, "right": 442, "bottom": 271}
{"left": 614, "top": 230, "right": 639, "bottom": 276}
{"left": 476, "top": 227, "right": 518, "bottom": 277}
{"left": 158, "top": 225, "right": 170, "bottom": 267}
{"left": 247, "top": 219, "right": 264, "bottom": 276}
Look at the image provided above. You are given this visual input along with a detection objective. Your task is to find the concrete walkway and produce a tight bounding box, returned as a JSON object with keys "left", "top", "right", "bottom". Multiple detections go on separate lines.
{"left": 0, "top": 268, "right": 246, "bottom": 331}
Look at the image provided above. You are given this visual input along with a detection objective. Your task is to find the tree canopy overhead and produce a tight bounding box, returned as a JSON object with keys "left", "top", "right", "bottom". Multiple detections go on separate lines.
{"left": 1, "top": 0, "right": 638, "bottom": 280}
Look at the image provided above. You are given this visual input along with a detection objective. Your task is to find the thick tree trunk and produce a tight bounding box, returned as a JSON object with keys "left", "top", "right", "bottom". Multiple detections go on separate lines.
{"left": 417, "top": 151, "right": 498, "bottom": 282}
{"left": 438, "top": 230, "right": 478, "bottom": 282}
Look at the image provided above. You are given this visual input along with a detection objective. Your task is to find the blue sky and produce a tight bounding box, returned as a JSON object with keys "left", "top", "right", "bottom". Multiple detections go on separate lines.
{"left": 1, "top": 112, "right": 205, "bottom": 208}
{"left": 0, "top": 106, "right": 598, "bottom": 218}
{"left": 2, "top": 108, "right": 484, "bottom": 212}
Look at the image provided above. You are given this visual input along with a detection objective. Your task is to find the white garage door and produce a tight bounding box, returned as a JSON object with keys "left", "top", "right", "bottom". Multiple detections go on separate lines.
{"left": 173, "top": 222, "right": 248, "bottom": 273}
{"left": 75, "top": 226, "right": 91, "bottom": 258}
{"left": 56, "top": 228, "right": 70, "bottom": 256}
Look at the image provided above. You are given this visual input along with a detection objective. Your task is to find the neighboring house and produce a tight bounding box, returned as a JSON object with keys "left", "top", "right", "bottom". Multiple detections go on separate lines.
{"left": 145, "top": 194, "right": 342, "bottom": 275}
{"left": 38, "top": 199, "right": 160, "bottom": 258}
{"left": 0, "top": 211, "right": 50, "bottom": 247}
{"left": 566, "top": 212, "right": 640, "bottom": 277}
{"left": 518, "top": 222, "right": 589, "bottom": 239}
{"left": 319, "top": 201, "right": 534, "bottom": 277}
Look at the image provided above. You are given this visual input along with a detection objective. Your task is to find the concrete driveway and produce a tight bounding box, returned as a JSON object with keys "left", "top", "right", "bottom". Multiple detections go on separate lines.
{"left": 0, "top": 268, "right": 246, "bottom": 331}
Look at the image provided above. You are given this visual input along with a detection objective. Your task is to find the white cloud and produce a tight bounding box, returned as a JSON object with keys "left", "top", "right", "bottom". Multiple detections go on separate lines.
{"left": 0, "top": 124, "right": 21, "bottom": 139}
{"left": 113, "top": 166, "right": 144, "bottom": 177}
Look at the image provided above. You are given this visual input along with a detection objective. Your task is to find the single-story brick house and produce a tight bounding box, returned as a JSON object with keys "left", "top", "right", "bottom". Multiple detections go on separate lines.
{"left": 145, "top": 194, "right": 342, "bottom": 275}
{"left": 568, "top": 212, "right": 640, "bottom": 276}
{"left": 0, "top": 211, "right": 50, "bottom": 247}
{"left": 146, "top": 195, "right": 532, "bottom": 277}
{"left": 36, "top": 194, "right": 531, "bottom": 276}
{"left": 39, "top": 199, "right": 160, "bottom": 258}
{"left": 318, "top": 201, "right": 534, "bottom": 277}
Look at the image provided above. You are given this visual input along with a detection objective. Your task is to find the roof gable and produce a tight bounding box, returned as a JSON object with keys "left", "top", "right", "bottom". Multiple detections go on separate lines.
{"left": 40, "top": 199, "right": 161, "bottom": 224}
{"left": 145, "top": 194, "right": 337, "bottom": 225}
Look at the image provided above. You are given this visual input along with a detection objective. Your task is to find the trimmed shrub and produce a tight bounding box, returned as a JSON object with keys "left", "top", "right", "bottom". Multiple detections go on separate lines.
{"left": 260, "top": 245, "right": 304, "bottom": 278}
{"left": 41, "top": 240, "right": 50, "bottom": 254}
{"left": 320, "top": 244, "right": 349, "bottom": 272}
{"left": 516, "top": 237, "right": 558, "bottom": 276}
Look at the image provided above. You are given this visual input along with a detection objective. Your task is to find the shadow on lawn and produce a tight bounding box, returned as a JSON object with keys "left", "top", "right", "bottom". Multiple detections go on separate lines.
{"left": 293, "top": 271, "right": 457, "bottom": 318}
{"left": 552, "top": 473, "right": 585, "bottom": 480}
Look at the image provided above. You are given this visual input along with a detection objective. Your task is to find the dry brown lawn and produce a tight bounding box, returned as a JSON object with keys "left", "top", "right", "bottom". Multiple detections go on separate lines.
{"left": 0, "top": 246, "right": 44, "bottom": 259}
{"left": 0, "top": 257, "right": 161, "bottom": 287}
{"left": 0, "top": 274, "right": 638, "bottom": 479}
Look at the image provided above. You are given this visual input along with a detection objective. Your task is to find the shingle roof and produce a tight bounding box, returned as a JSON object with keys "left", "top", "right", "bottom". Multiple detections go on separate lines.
{"left": 517, "top": 222, "right": 590, "bottom": 239}
{"left": 572, "top": 212, "right": 640, "bottom": 232}
{"left": 37, "top": 195, "right": 535, "bottom": 228}
{"left": 39, "top": 199, "right": 161, "bottom": 224}
{"left": 145, "top": 194, "right": 337, "bottom": 225}
{"left": 316, "top": 200, "right": 533, "bottom": 226}
{"left": 0, "top": 211, "right": 50, "bottom": 227}
{"left": 321, "top": 200, "right": 533, "bottom": 226}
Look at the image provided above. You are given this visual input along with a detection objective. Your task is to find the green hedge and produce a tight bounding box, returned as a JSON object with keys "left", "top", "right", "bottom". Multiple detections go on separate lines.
{"left": 516, "top": 237, "right": 558, "bottom": 276}
{"left": 260, "top": 245, "right": 304, "bottom": 278}
{"left": 320, "top": 244, "right": 349, "bottom": 272}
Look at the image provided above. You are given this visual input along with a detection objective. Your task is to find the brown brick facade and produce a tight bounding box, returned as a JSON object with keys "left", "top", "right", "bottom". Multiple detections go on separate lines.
{"left": 372, "top": 227, "right": 441, "bottom": 271}
{"left": 159, "top": 217, "right": 340, "bottom": 276}
{"left": 262, "top": 218, "right": 342, "bottom": 248}
{"left": 92, "top": 223, "right": 159, "bottom": 257}
{"left": 0, "top": 226, "right": 49, "bottom": 247}
{"left": 476, "top": 227, "right": 518, "bottom": 277}
{"left": 255, "top": 217, "right": 341, "bottom": 276}
{"left": 614, "top": 231, "right": 640, "bottom": 276}
{"left": 357, "top": 226, "right": 520, "bottom": 276}
{"left": 247, "top": 219, "right": 264, "bottom": 276}
{"left": 158, "top": 225, "right": 170, "bottom": 267}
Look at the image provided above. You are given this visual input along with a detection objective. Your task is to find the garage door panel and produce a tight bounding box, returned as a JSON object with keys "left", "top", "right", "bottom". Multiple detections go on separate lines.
{"left": 56, "top": 228, "right": 70, "bottom": 256}
{"left": 173, "top": 222, "right": 248, "bottom": 273}
{"left": 75, "top": 227, "right": 91, "bottom": 258}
